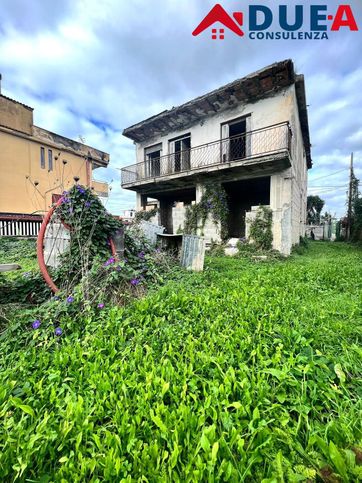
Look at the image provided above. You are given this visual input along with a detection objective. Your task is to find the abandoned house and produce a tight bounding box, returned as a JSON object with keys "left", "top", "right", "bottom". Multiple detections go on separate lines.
{"left": 121, "top": 59, "right": 312, "bottom": 255}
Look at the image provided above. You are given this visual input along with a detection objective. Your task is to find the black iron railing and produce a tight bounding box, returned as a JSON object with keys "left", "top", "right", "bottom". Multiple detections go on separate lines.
{"left": 121, "top": 122, "right": 292, "bottom": 186}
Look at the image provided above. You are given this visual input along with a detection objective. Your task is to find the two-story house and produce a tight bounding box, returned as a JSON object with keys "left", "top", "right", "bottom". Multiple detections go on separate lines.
{"left": 121, "top": 59, "right": 312, "bottom": 255}
{"left": 0, "top": 81, "right": 109, "bottom": 236}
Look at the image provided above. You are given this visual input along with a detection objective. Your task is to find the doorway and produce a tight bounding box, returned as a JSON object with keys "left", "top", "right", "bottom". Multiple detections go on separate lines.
{"left": 169, "top": 134, "right": 191, "bottom": 172}
{"left": 223, "top": 177, "right": 270, "bottom": 238}
{"left": 221, "top": 116, "right": 250, "bottom": 163}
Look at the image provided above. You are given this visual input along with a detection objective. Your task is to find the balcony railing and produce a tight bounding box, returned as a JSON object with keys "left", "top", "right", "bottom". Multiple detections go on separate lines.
{"left": 121, "top": 122, "right": 292, "bottom": 186}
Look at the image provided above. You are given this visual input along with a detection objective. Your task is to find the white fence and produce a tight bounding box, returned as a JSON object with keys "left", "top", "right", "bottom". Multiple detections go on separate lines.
{"left": 43, "top": 223, "right": 70, "bottom": 268}
{"left": 0, "top": 218, "right": 42, "bottom": 237}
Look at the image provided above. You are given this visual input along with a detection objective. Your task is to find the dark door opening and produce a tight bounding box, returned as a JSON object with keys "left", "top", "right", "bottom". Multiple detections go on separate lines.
{"left": 145, "top": 144, "right": 162, "bottom": 177}
{"left": 223, "top": 177, "right": 270, "bottom": 238}
{"left": 229, "top": 119, "right": 246, "bottom": 161}
{"left": 173, "top": 136, "right": 191, "bottom": 172}
{"left": 148, "top": 150, "right": 161, "bottom": 177}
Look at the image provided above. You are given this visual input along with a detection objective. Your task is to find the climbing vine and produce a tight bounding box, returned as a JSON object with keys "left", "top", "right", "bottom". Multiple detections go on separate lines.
{"left": 248, "top": 206, "right": 273, "bottom": 250}
{"left": 135, "top": 208, "right": 158, "bottom": 223}
{"left": 184, "top": 184, "right": 229, "bottom": 240}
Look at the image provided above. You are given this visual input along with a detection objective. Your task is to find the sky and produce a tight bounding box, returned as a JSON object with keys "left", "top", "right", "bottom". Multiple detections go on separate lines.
{"left": 0, "top": 0, "right": 361, "bottom": 217}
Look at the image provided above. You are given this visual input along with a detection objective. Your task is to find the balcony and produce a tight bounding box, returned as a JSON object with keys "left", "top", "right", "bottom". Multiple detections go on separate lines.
{"left": 121, "top": 122, "right": 293, "bottom": 192}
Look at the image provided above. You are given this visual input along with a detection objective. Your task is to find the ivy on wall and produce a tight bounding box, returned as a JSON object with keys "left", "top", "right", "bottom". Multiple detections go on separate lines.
{"left": 184, "top": 184, "right": 229, "bottom": 240}
{"left": 248, "top": 206, "right": 273, "bottom": 250}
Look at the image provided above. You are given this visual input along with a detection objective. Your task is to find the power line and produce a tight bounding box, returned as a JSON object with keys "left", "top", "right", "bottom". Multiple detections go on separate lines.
{"left": 308, "top": 185, "right": 348, "bottom": 191}
{"left": 308, "top": 185, "right": 348, "bottom": 188}
{"left": 308, "top": 168, "right": 349, "bottom": 183}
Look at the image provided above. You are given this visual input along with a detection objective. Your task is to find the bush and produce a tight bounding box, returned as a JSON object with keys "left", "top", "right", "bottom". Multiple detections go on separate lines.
{"left": 248, "top": 206, "right": 273, "bottom": 250}
{"left": 134, "top": 207, "right": 158, "bottom": 223}
{"left": 0, "top": 188, "right": 179, "bottom": 339}
{"left": 208, "top": 241, "right": 226, "bottom": 257}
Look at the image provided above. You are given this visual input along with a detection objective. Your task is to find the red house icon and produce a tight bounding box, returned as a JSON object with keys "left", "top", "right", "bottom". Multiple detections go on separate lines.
{"left": 192, "top": 4, "right": 244, "bottom": 39}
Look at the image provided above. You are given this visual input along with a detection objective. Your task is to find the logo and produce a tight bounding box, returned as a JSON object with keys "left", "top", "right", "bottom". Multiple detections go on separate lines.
{"left": 193, "top": 3, "right": 359, "bottom": 41}
{"left": 192, "top": 4, "right": 244, "bottom": 39}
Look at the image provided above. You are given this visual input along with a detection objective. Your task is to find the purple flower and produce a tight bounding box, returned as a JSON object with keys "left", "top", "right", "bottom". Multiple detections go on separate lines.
{"left": 22, "top": 272, "right": 31, "bottom": 278}
{"left": 68, "top": 207, "right": 73, "bottom": 214}
{"left": 55, "top": 327, "right": 63, "bottom": 336}
{"left": 130, "top": 278, "right": 140, "bottom": 286}
{"left": 124, "top": 258, "right": 128, "bottom": 263}
{"left": 52, "top": 295, "right": 60, "bottom": 301}
{"left": 76, "top": 185, "right": 86, "bottom": 194}
{"left": 66, "top": 296, "right": 74, "bottom": 303}
{"left": 138, "top": 251, "right": 145, "bottom": 259}
{"left": 97, "top": 303, "right": 105, "bottom": 309}
{"left": 115, "top": 265, "right": 121, "bottom": 271}
{"left": 32, "top": 320, "right": 41, "bottom": 329}
{"left": 104, "top": 257, "right": 115, "bottom": 267}
{"left": 85, "top": 201, "right": 91, "bottom": 208}
{"left": 206, "top": 200, "right": 213, "bottom": 209}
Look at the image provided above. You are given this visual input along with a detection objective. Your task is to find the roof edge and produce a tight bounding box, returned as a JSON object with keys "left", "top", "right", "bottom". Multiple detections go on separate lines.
{"left": 123, "top": 59, "right": 294, "bottom": 142}
{"left": 295, "top": 74, "right": 312, "bottom": 169}
{"left": 0, "top": 94, "right": 34, "bottom": 111}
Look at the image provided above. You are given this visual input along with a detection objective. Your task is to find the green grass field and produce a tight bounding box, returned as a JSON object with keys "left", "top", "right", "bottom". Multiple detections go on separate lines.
{"left": 0, "top": 241, "right": 361, "bottom": 481}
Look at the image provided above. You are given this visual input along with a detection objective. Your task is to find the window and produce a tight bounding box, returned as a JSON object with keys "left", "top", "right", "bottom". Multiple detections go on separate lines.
{"left": 48, "top": 149, "right": 53, "bottom": 171}
{"left": 144, "top": 143, "right": 162, "bottom": 177}
{"left": 40, "top": 147, "right": 45, "bottom": 169}
{"left": 169, "top": 134, "right": 191, "bottom": 172}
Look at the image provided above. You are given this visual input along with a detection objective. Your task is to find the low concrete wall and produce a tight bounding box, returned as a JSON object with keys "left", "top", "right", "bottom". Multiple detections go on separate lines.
{"left": 245, "top": 204, "right": 292, "bottom": 256}
{"left": 305, "top": 224, "right": 335, "bottom": 241}
{"left": 200, "top": 216, "right": 221, "bottom": 243}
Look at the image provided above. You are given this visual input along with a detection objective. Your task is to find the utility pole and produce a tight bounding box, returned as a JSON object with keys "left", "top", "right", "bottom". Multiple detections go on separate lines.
{"left": 347, "top": 152, "right": 354, "bottom": 241}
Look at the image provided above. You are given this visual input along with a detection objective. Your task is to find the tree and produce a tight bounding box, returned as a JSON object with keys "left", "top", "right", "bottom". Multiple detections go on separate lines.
{"left": 307, "top": 195, "right": 325, "bottom": 224}
{"left": 351, "top": 176, "right": 361, "bottom": 241}
{"left": 352, "top": 197, "right": 362, "bottom": 241}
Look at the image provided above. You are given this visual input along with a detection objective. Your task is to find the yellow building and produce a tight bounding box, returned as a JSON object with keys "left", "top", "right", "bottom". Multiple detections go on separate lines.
{"left": 0, "top": 87, "right": 109, "bottom": 234}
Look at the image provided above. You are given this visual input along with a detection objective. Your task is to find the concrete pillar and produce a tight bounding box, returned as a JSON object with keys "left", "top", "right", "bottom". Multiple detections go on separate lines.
{"left": 136, "top": 193, "right": 147, "bottom": 211}
{"left": 270, "top": 171, "right": 292, "bottom": 255}
{"left": 159, "top": 198, "right": 173, "bottom": 233}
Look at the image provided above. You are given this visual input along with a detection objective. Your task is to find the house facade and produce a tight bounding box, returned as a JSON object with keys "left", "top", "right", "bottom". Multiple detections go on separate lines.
{"left": 121, "top": 59, "right": 312, "bottom": 255}
{"left": 0, "top": 85, "right": 109, "bottom": 235}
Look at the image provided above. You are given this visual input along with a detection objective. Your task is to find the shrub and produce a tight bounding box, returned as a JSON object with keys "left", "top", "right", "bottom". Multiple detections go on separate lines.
{"left": 134, "top": 207, "right": 158, "bottom": 223}
{"left": 208, "top": 241, "right": 226, "bottom": 257}
{"left": 248, "top": 206, "right": 273, "bottom": 250}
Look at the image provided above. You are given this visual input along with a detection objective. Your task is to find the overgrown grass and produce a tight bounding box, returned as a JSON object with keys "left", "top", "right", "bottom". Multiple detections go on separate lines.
{"left": 0, "top": 237, "right": 38, "bottom": 278}
{"left": 0, "top": 242, "right": 361, "bottom": 481}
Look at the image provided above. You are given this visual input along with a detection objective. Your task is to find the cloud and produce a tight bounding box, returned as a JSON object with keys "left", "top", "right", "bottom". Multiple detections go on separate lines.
{"left": 0, "top": 0, "right": 361, "bottom": 218}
